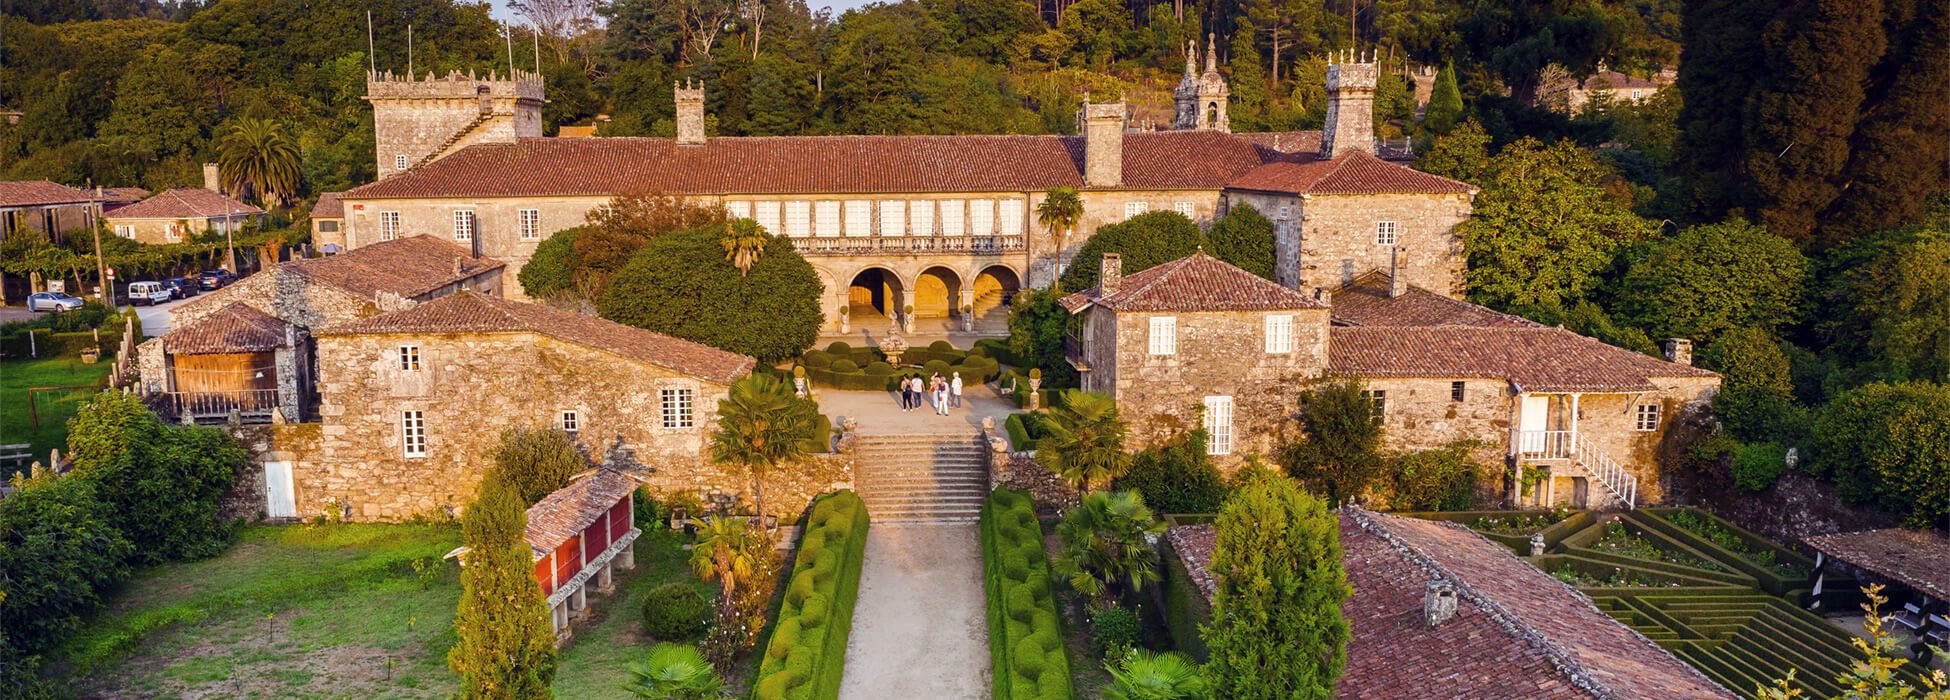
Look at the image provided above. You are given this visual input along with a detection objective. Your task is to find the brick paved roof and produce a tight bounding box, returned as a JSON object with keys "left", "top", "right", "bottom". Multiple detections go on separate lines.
{"left": 340, "top": 131, "right": 1313, "bottom": 200}
{"left": 1803, "top": 528, "right": 1950, "bottom": 604}
{"left": 284, "top": 235, "right": 503, "bottom": 300}
{"left": 105, "top": 187, "right": 263, "bottom": 220}
{"left": 1329, "top": 326, "right": 1716, "bottom": 392}
{"left": 310, "top": 192, "right": 344, "bottom": 218}
{"left": 1226, "top": 150, "right": 1477, "bottom": 195}
{"left": 1058, "top": 252, "right": 1329, "bottom": 312}
{"left": 319, "top": 291, "right": 757, "bottom": 384}
{"left": 162, "top": 303, "right": 294, "bottom": 354}
{"left": 0, "top": 180, "right": 94, "bottom": 207}
{"left": 524, "top": 469, "right": 638, "bottom": 557}
{"left": 1331, "top": 272, "right": 1543, "bottom": 328}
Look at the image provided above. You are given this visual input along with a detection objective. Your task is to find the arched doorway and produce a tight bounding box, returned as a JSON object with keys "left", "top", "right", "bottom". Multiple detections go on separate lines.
{"left": 971, "top": 265, "right": 1021, "bottom": 333}
{"left": 914, "top": 266, "right": 962, "bottom": 319}
{"left": 847, "top": 268, "right": 904, "bottom": 326}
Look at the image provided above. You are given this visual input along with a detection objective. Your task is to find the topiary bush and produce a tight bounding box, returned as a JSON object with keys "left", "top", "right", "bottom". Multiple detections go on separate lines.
{"left": 642, "top": 582, "right": 712, "bottom": 641}
{"left": 981, "top": 489, "right": 1074, "bottom": 700}
{"left": 863, "top": 361, "right": 893, "bottom": 375}
{"left": 1091, "top": 607, "right": 1141, "bottom": 658}
{"left": 830, "top": 359, "right": 859, "bottom": 374}
{"left": 752, "top": 491, "right": 870, "bottom": 700}
{"left": 825, "top": 342, "right": 852, "bottom": 355}
{"left": 923, "top": 359, "right": 950, "bottom": 377}
{"left": 801, "top": 350, "right": 835, "bottom": 369}
{"left": 598, "top": 223, "right": 822, "bottom": 363}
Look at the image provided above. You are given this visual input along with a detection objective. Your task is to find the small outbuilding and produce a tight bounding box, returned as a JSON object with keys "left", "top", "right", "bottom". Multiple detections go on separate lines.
{"left": 525, "top": 469, "right": 641, "bottom": 640}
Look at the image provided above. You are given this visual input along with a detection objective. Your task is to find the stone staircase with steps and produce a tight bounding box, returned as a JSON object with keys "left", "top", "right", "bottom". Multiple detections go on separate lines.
{"left": 853, "top": 433, "right": 988, "bottom": 525}
{"left": 412, "top": 112, "right": 494, "bottom": 170}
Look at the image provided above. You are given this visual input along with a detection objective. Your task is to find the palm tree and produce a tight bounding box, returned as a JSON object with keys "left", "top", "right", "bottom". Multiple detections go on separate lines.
{"left": 216, "top": 119, "right": 300, "bottom": 208}
{"left": 718, "top": 218, "right": 769, "bottom": 276}
{"left": 621, "top": 643, "right": 723, "bottom": 699}
{"left": 709, "top": 373, "right": 815, "bottom": 528}
{"left": 1052, "top": 490, "right": 1165, "bottom": 607}
{"left": 689, "top": 516, "right": 765, "bottom": 625}
{"left": 1102, "top": 649, "right": 1209, "bottom": 700}
{"left": 1036, "top": 187, "right": 1084, "bottom": 276}
{"left": 1034, "top": 389, "right": 1131, "bottom": 493}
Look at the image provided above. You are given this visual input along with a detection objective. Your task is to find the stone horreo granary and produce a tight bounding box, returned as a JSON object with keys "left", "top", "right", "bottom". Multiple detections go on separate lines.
{"left": 523, "top": 468, "right": 642, "bottom": 641}
{"left": 334, "top": 54, "right": 1469, "bottom": 338}
{"left": 1062, "top": 253, "right": 1720, "bottom": 509}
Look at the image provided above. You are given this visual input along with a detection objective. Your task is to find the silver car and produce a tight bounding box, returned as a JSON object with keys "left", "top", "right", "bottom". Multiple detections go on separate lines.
{"left": 27, "top": 291, "right": 85, "bottom": 312}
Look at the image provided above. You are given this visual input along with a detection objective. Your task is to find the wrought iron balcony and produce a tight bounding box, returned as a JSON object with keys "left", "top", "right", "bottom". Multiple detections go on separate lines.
{"left": 1064, "top": 332, "right": 1089, "bottom": 371}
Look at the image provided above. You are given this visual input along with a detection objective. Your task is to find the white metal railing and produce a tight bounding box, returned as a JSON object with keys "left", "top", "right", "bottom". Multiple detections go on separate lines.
{"left": 790, "top": 234, "right": 1025, "bottom": 256}
{"left": 1512, "top": 429, "right": 1577, "bottom": 460}
{"left": 161, "top": 389, "right": 280, "bottom": 424}
{"left": 1513, "top": 429, "right": 1638, "bottom": 509}
{"left": 1574, "top": 433, "right": 1638, "bottom": 509}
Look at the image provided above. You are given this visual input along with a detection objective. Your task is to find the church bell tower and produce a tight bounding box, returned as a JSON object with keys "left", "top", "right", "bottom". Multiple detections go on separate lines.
{"left": 1172, "top": 34, "right": 1230, "bottom": 132}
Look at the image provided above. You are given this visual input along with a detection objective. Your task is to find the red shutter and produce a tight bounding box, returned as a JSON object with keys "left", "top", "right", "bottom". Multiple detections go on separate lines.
{"left": 611, "top": 496, "right": 632, "bottom": 541}
{"left": 555, "top": 536, "right": 581, "bottom": 584}
{"left": 583, "top": 512, "right": 609, "bottom": 554}
{"left": 535, "top": 553, "right": 554, "bottom": 595}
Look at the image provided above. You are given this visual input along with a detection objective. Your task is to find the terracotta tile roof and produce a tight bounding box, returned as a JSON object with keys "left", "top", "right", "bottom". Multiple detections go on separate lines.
{"left": 1350, "top": 511, "right": 1735, "bottom": 699}
{"left": 341, "top": 131, "right": 1299, "bottom": 200}
{"left": 101, "top": 187, "right": 149, "bottom": 204}
{"left": 105, "top": 187, "right": 263, "bottom": 220}
{"left": 1579, "top": 70, "right": 1662, "bottom": 91}
{"left": 163, "top": 303, "right": 294, "bottom": 354}
{"left": 1226, "top": 150, "right": 1477, "bottom": 195}
{"left": 1331, "top": 272, "right": 1544, "bottom": 328}
{"left": 524, "top": 469, "right": 639, "bottom": 556}
{"left": 283, "top": 235, "right": 503, "bottom": 300}
{"left": 310, "top": 192, "right": 344, "bottom": 218}
{"left": 1232, "top": 130, "right": 1322, "bottom": 154}
{"left": 1058, "top": 252, "right": 1329, "bottom": 312}
{"left": 1803, "top": 529, "right": 1950, "bottom": 603}
{"left": 0, "top": 180, "right": 94, "bottom": 207}
{"left": 318, "top": 291, "right": 757, "bottom": 384}
{"left": 1329, "top": 326, "right": 1716, "bottom": 392}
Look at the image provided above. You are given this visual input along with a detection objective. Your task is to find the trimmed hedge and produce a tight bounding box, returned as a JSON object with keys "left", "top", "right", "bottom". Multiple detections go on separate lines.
{"left": 796, "top": 343, "right": 999, "bottom": 391}
{"left": 981, "top": 489, "right": 1073, "bottom": 700}
{"left": 1399, "top": 509, "right": 1594, "bottom": 554}
{"left": 1638, "top": 508, "right": 1820, "bottom": 597}
{"left": 752, "top": 490, "right": 871, "bottom": 700}
{"left": 1161, "top": 537, "right": 1213, "bottom": 662}
{"left": 973, "top": 338, "right": 1029, "bottom": 367}
{"left": 0, "top": 329, "right": 114, "bottom": 359}
{"left": 1004, "top": 413, "right": 1049, "bottom": 452}
{"left": 803, "top": 413, "right": 834, "bottom": 454}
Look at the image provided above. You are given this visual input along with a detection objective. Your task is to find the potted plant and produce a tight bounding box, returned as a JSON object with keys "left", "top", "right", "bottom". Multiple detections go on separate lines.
{"left": 961, "top": 303, "right": 974, "bottom": 332}
{"left": 902, "top": 304, "right": 914, "bottom": 333}
{"left": 837, "top": 304, "right": 849, "bottom": 333}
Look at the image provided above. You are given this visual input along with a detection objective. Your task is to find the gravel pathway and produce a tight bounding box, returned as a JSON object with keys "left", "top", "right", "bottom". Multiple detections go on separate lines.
{"left": 838, "top": 524, "right": 990, "bottom": 699}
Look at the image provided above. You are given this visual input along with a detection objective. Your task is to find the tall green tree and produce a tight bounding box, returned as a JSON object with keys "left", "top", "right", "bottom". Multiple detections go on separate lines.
{"left": 1702, "top": 327, "right": 1799, "bottom": 442}
{"left": 449, "top": 478, "right": 557, "bottom": 699}
{"left": 1740, "top": 0, "right": 1883, "bottom": 243}
{"left": 1420, "top": 64, "right": 1463, "bottom": 137}
{"left": 1462, "top": 137, "right": 1655, "bottom": 311}
{"left": 487, "top": 426, "right": 586, "bottom": 506}
{"left": 518, "top": 226, "right": 587, "bottom": 301}
{"left": 1413, "top": 119, "right": 1491, "bottom": 184}
{"left": 1809, "top": 381, "right": 1950, "bottom": 527}
{"left": 1614, "top": 219, "right": 1807, "bottom": 345}
{"left": 1036, "top": 186, "right": 1084, "bottom": 274}
{"left": 1203, "top": 475, "right": 1350, "bottom": 699}
{"left": 1817, "top": 206, "right": 1950, "bottom": 385}
{"left": 1206, "top": 203, "right": 1276, "bottom": 280}
{"left": 599, "top": 223, "right": 822, "bottom": 363}
{"left": 1035, "top": 390, "right": 1132, "bottom": 493}
{"left": 1059, "top": 210, "right": 1203, "bottom": 292}
{"left": 1051, "top": 490, "right": 1165, "bottom": 608}
{"left": 1005, "top": 286, "right": 1080, "bottom": 389}
{"left": 216, "top": 118, "right": 301, "bottom": 208}
{"left": 709, "top": 373, "right": 817, "bottom": 526}
{"left": 1280, "top": 376, "right": 1384, "bottom": 504}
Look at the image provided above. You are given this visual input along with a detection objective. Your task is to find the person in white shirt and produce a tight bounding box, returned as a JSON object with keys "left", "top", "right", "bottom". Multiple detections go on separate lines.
{"left": 950, "top": 372, "right": 964, "bottom": 408}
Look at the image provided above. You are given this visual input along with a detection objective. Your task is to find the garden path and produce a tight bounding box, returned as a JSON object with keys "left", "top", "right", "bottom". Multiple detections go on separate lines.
{"left": 812, "top": 384, "right": 1019, "bottom": 436}
{"left": 838, "top": 524, "right": 990, "bottom": 699}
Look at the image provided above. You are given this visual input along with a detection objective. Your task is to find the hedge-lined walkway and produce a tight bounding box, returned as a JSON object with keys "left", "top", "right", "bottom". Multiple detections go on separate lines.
{"left": 837, "top": 524, "right": 990, "bottom": 699}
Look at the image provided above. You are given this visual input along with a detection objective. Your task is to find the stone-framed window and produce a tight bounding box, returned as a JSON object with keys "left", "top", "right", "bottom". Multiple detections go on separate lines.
{"left": 115, "top": 224, "right": 134, "bottom": 238}
{"left": 909, "top": 200, "right": 934, "bottom": 236}
{"left": 560, "top": 410, "right": 578, "bottom": 434}
{"left": 1000, "top": 199, "right": 1024, "bottom": 234}
{"left": 784, "top": 201, "right": 811, "bottom": 237}
{"left": 1204, "top": 396, "right": 1233, "bottom": 455}
{"left": 318, "top": 220, "right": 339, "bottom": 233}
{"left": 395, "top": 154, "right": 408, "bottom": 171}
{"left": 1264, "top": 314, "right": 1293, "bottom": 354}
{"left": 941, "top": 200, "right": 966, "bottom": 236}
{"left": 1173, "top": 201, "right": 1195, "bottom": 218}
{"left": 969, "top": 199, "right": 995, "bottom": 234}
{"left": 1363, "top": 389, "right": 1387, "bottom": 416}
{"left": 398, "top": 345, "right": 421, "bottom": 371}
{"left": 844, "top": 200, "right": 872, "bottom": 237}
{"left": 880, "top": 201, "right": 906, "bottom": 236}
{"left": 814, "top": 201, "right": 841, "bottom": 237}
{"left": 1124, "top": 201, "right": 1149, "bottom": 221}
{"left": 1635, "top": 404, "right": 1661, "bottom": 431}
{"left": 1451, "top": 381, "right": 1466, "bottom": 402}
{"left": 402, "top": 410, "right": 427, "bottom": 458}
{"left": 379, "top": 211, "right": 401, "bottom": 241}
{"left": 661, "top": 388, "right": 695, "bottom": 429}
{"left": 727, "top": 200, "right": 752, "bottom": 219}
{"left": 755, "top": 201, "right": 782, "bottom": 233}
{"left": 518, "top": 209, "right": 541, "bottom": 241}
{"left": 453, "top": 210, "right": 475, "bottom": 243}
{"left": 1376, "top": 221, "right": 1398, "bottom": 246}
{"left": 1148, "top": 316, "right": 1177, "bottom": 356}
{"left": 1278, "top": 205, "right": 1291, "bottom": 220}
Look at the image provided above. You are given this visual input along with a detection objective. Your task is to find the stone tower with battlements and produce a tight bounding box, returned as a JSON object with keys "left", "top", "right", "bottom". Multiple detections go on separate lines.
{"left": 1320, "top": 53, "right": 1377, "bottom": 159}
{"left": 1173, "top": 34, "right": 1230, "bottom": 132}
{"left": 366, "top": 69, "right": 545, "bottom": 180}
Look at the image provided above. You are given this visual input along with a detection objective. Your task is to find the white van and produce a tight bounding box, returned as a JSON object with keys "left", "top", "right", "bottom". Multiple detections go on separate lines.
{"left": 128, "top": 281, "right": 170, "bottom": 306}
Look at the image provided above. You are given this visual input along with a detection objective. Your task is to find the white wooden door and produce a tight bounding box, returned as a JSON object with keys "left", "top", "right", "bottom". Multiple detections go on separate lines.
{"left": 263, "top": 461, "right": 296, "bottom": 518}
{"left": 1519, "top": 395, "right": 1549, "bottom": 453}
{"left": 1204, "top": 396, "right": 1233, "bottom": 455}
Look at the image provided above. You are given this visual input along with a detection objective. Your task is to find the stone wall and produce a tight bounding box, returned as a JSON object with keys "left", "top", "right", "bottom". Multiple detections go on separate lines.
{"left": 367, "top": 72, "right": 544, "bottom": 180}
{"left": 983, "top": 429, "right": 1077, "bottom": 515}
{"left": 172, "top": 269, "right": 376, "bottom": 331}
{"left": 627, "top": 442, "right": 856, "bottom": 524}
{"left": 1295, "top": 193, "right": 1469, "bottom": 297}
{"left": 111, "top": 214, "right": 255, "bottom": 246}
{"left": 1568, "top": 377, "right": 1718, "bottom": 505}
{"left": 1223, "top": 192, "right": 1304, "bottom": 287}
{"left": 215, "top": 422, "right": 323, "bottom": 522}
{"left": 308, "top": 330, "right": 736, "bottom": 520}
{"left": 1102, "top": 307, "right": 1331, "bottom": 465}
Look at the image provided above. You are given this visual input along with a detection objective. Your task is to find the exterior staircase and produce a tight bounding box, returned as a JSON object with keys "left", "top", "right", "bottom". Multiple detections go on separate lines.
{"left": 412, "top": 112, "right": 494, "bottom": 171}
{"left": 853, "top": 433, "right": 988, "bottom": 525}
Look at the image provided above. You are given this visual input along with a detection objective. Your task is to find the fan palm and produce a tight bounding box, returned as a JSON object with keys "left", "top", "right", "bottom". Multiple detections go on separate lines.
{"left": 1037, "top": 187, "right": 1084, "bottom": 275}
{"left": 718, "top": 218, "right": 769, "bottom": 276}
{"left": 1034, "top": 389, "right": 1131, "bottom": 493}
{"left": 1053, "top": 490, "right": 1165, "bottom": 607}
{"left": 688, "top": 516, "right": 765, "bottom": 624}
{"left": 1102, "top": 649, "right": 1209, "bottom": 700}
{"left": 216, "top": 118, "right": 300, "bottom": 208}
{"left": 709, "top": 373, "right": 815, "bottom": 528}
{"left": 622, "top": 643, "right": 723, "bottom": 699}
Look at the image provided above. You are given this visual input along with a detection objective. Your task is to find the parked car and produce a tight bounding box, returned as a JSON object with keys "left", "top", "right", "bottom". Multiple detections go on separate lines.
{"left": 198, "top": 270, "right": 236, "bottom": 290}
{"left": 26, "top": 291, "right": 85, "bottom": 312}
{"left": 128, "top": 281, "right": 171, "bottom": 306}
{"left": 165, "top": 277, "right": 201, "bottom": 299}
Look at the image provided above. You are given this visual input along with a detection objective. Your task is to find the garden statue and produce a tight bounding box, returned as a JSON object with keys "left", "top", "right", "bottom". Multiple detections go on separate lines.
{"left": 901, "top": 304, "right": 914, "bottom": 333}
{"left": 793, "top": 367, "right": 809, "bottom": 397}
{"left": 1530, "top": 532, "right": 1546, "bottom": 557}
{"left": 1028, "top": 368, "right": 1042, "bottom": 411}
{"left": 961, "top": 303, "right": 974, "bottom": 332}
{"left": 879, "top": 329, "right": 909, "bottom": 366}
{"left": 838, "top": 304, "right": 849, "bottom": 334}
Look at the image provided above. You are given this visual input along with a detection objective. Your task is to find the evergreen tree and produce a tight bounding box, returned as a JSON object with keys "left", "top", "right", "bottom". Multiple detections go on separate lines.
{"left": 1742, "top": 0, "right": 1883, "bottom": 243}
{"left": 449, "top": 478, "right": 557, "bottom": 699}
{"left": 1059, "top": 211, "right": 1203, "bottom": 292}
{"left": 744, "top": 57, "right": 800, "bottom": 137}
{"left": 1413, "top": 119, "right": 1490, "bottom": 184}
{"left": 1420, "top": 64, "right": 1463, "bottom": 137}
{"left": 1206, "top": 203, "right": 1276, "bottom": 280}
{"left": 1825, "top": 3, "right": 1950, "bottom": 242}
{"left": 1280, "top": 376, "right": 1385, "bottom": 505}
{"left": 1203, "top": 475, "right": 1350, "bottom": 699}
{"left": 1227, "top": 28, "right": 1268, "bottom": 129}
{"left": 1703, "top": 327, "right": 1799, "bottom": 442}
{"left": 1615, "top": 219, "right": 1807, "bottom": 346}
{"left": 487, "top": 427, "right": 586, "bottom": 506}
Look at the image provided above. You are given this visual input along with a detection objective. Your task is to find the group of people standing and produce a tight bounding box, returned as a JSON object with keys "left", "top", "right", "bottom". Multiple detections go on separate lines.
{"left": 898, "top": 372, "right": 963, "bottom": 416}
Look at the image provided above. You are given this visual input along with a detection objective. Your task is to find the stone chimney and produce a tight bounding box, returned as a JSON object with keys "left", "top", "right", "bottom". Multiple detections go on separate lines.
{"left": 1321, "top": 52, "right": 1378, "bottom": 159}
{"left": 453, "top": 256, "right": 465, "bottom": 277}
{"left": 203, "top": 163, "right": 222, "bottom": 193}
{"left": 674, "top": 79, "right": 707, "bottom": 146}
{"left": 1424, "top": 580, "right": 1458, "bottom": 627}
{"left": 1664, "top": 338, "right": 1693, "bottom": 366}
{"left": 1100, "top": 253, "right": 1123, "bottom": 294}
{"left": 1389, "top": 245, "right": 1409, "bottom": 298}
{"left": 1079, "top": 101, "right": 1126, "bottom": 188}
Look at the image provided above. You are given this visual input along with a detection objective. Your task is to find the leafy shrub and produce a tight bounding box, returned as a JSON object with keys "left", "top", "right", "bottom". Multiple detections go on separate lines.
{"left": 517, "top": 226, "right": 584, "bottom": 299}
{"left": 863, "top": 362, "right": 893, "bottom": 375}
{"left": 928, "top": 340, "right": 955, "bottom": 353}
{"left": 803, "top": 413, "right": 833, "bottom": 454}
{"left": 923, "top": 359, "right": 950, "bottom": 377}
{"left": 981, "top": 489, "right": 1074, "bottom": 700}
{"left": 1059, "top": 211, "right": 1203, "bottom": 292}
{"left": 486, "top": 426, "right": 585, "bottom": 506}
{"left": 1115, "top": 430, "right": 1228, "bottom": 515}
{"left": 752, "top": 491, "right": 870, "bottom": 700}
{"left": 598, "top": 223, "right": 822, "bottom": 363}
{"left": 642, "top": 583, "right": 712, "bottom": 641}
{"left": 1810, "top": 381, "right": 1950, "bottom": 526}
{"left": 825, "top": 342, "right": 852, "bottom": 354}
{"left": 0, "top": 472, "right": 132, "bottom": 658}
{"left": 1382, "top": 442, "right": 1484, "bottom": 511}
{"left": 1731, "top": 442, "right": 1788, "bottom": 492}
{"left": 1091, "top": 607, "right": 1141, "bottom": 658}
{"left": 67, "top": 392, "right": 245, "bottom": 564}
{"left": 801, "top": 350, "right": 834, "bottom": 369}
{"left": 830, "top": 359, "right": 859, "bottom": 373}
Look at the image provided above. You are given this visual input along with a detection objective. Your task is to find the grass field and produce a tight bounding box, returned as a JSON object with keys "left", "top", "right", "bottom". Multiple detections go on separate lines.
{"left": 0, "top": 355, "right": 113, "bottom": 474}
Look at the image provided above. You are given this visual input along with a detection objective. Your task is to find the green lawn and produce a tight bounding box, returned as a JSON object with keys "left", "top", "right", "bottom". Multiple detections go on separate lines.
{"left": 0, "top": 355, "right": 113, "bottom": 474}
{"left": 553, "top": 529, "right": 737, "bottom": 699}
